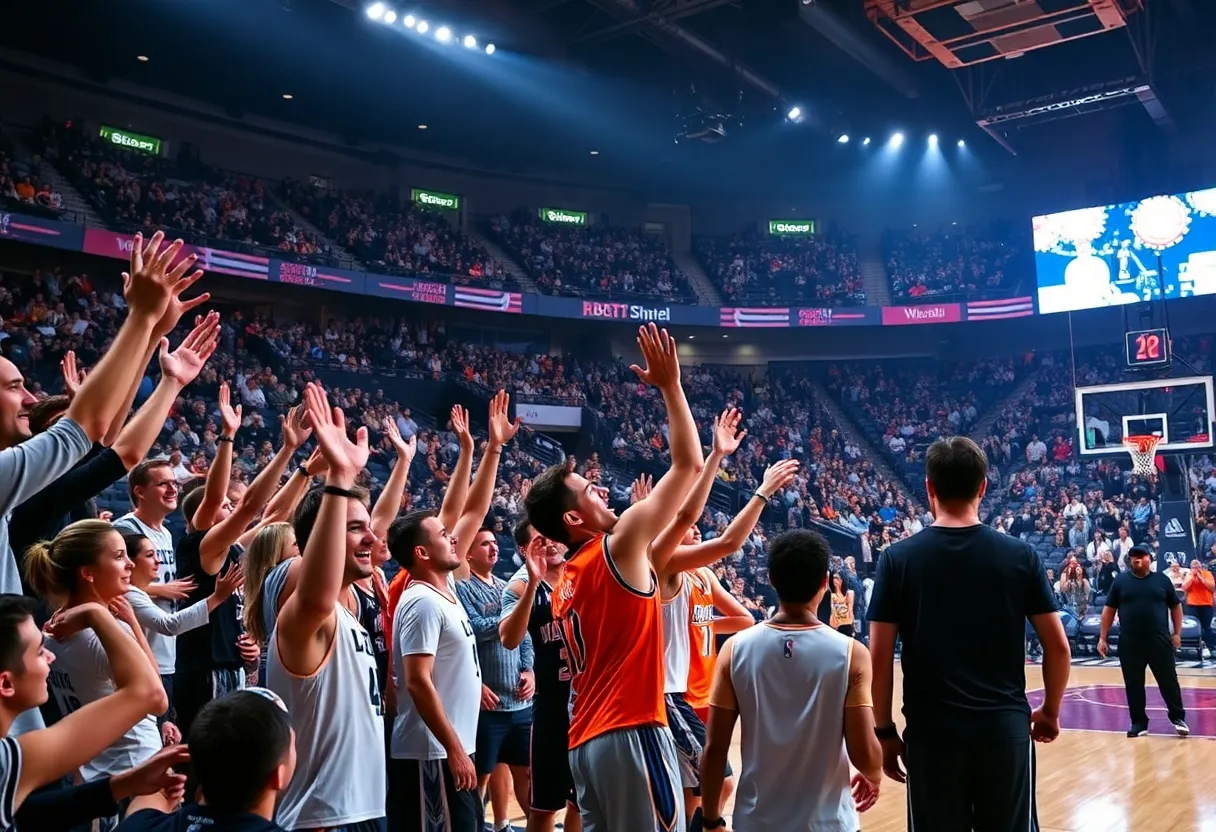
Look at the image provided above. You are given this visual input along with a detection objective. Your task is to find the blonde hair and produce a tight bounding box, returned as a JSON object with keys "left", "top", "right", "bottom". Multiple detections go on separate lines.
{"left": 23, "top": 519, "right": 117, "bottom": 604}
{"left": 242, "top": 523, "right": 295, "bottom": 646}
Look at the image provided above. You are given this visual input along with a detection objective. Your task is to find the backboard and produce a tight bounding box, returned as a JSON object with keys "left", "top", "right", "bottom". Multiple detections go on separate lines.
{"left": 1074, "top": 375, "right": 1214, "bottom": 456}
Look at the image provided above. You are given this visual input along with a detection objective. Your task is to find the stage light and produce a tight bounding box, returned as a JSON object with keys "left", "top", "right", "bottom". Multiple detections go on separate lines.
{"left": 862, "top": 137, "right": 871, "bottom": 146}
{"left": 787, "top": 106, "right": 802, "bottom": 121}
{"left": 418, "top": 124, "right": 428, "bottom": 130}
{"left": 436, "top": 26, "right": 452, "bottom": 42}
{"left": 957, "top": 139, "right": 966, "bottom": 148}
{"left": 891, "top": 132, "right": 904, "bottom": 148}
{"left": 366, "top": 2, "right": 385, "bottom": 20}
{"left": 485, "top": 43, "right": 496, "bottom": 54}
{"left": 416, "top": 20, "right": 429, "bottom": 33}
{"left": 928, "top": 133, "right": 938, "bottom": 146}
{"left": 403, "top": 14, "right": 416, "bottom": 27}
{"left": 590, "top": 150, "right": 600, "bottom": 155}
{"left": 136, "top": 55, "right": 149, "bottom": 62}
{"left": 463, "top": 34, "right": 477, "bottom": 48}
{"left": 282, "top": 93, "right": 293, "bottom": 100}
{"left": 837, "top": 134, "right": 849, "bottom": 144}
{"left": 383, "top": 10, "right": 396, "bottom": 24}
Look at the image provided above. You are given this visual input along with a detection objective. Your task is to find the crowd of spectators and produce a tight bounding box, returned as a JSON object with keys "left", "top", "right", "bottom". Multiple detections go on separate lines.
{"left": 38, "top": 120, "right": 332, "bottom": 261}
{"left": 489, "top": 209, "right": 694, "bottom": 301}
{"left": 0, "top": 134, "right": 64, "bottom": 217}
{"left": 695, "top": 231, "right": 865, "bottom": 307}
{"left": 282, "top": 180, "right": 512, "bottom": 287}
{"left": 883, "top": 221, "right": 1026, "bottom": 302}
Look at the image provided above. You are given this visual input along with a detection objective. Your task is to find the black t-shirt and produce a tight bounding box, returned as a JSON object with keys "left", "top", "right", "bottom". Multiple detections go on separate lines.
{"left": 175, "top": 531, "right": 243, "bottom": 672}
{"left": 524, "top": 580, "right": 572, "bottom": 715}
{"left": 118, "top": 806, "right": 285, "bottom": 831}
{"left": 867, "top": 524, "right": 1057, "bottom": 740}
{"left": 1105, "top": 570, "right": 1179, "bottom": 644}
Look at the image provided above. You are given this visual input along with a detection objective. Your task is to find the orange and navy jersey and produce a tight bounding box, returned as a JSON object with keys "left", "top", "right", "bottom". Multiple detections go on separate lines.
{"left": 685, "top": 567, "right": 718, "bottom": 712}
{"left": 551, "top": 533, "right": 667, "bottom": 748}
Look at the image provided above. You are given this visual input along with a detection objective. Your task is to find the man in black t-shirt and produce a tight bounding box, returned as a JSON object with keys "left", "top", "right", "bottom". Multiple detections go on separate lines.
{"left": 868, "top": 436, "right": 1071, "bottom": 832}
{"left": 118, "top": 689, "right": 294, "bottom": 832}
{"left": 1099, "top": 545, "right": 1189, "bottom": 737}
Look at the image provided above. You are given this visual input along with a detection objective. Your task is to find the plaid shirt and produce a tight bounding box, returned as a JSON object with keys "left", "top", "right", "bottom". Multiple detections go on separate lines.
{"left": 456, "top": 573, "right": 534, "bottom": 712}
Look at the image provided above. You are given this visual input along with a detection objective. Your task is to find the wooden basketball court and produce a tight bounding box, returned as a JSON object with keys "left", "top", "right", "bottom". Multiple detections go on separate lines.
{"left": 506, "top": 664, "right": 1216, "bottom": 831}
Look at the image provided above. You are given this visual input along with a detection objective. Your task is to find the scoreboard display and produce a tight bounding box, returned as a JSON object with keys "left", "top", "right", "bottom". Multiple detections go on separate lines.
{"left": 1125, "top": 327, "right": 1171, "bottom": 369}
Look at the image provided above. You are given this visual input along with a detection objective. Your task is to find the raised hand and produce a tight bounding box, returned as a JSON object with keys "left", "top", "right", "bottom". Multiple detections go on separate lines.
{"left": 213, "top": 562, "right": 245, "bottom": 602}
{"left": 61, "top": 350, "right": 85, "bottom": 400}
{"left": 383, "top": 416, "right": 418, "bottom": 465}
{"left": 487, "top": 390, "right": 522, "bottom": 449}
{"left": 302, "top": 447, "right": 328, "bottom": 478}
{"left": 524, "top": 541, "right": 547, "bottom": 584}
{"left": 157, "top": 578, "right": 197, "bottom": 600}
{"left": 280, "top": 403, "right": 313, "bottom": 450}
{"left": 123, "top": 231, "right": 208, "bottom": 324}
{"left": 218, "top": 382, "right": 242, "bottom": 439}
{"left": 304, "top": 382, "right": 369, "bottom": 476}
{"left": 159, "top": 311, "right": 220, "bottom": 387}
{"left": 450, "top": 404, "right": 473, "bottom": 448}
{"left": 108, "top": 596, "right": 138, "bottom": 630}
{"left": 759, "top": 459, "right": 800, "bottom": 499}
{"left": 629, "top": 322, "right": 680, "bottom": 390}
{"left": 631, "top": 473, "right": 652, "bottom": 504}
{"left": 43, "top": 602, "right": 108, "bottom": 641}
{"left": 713, "top": 408, "right": 747, "bottom": 456}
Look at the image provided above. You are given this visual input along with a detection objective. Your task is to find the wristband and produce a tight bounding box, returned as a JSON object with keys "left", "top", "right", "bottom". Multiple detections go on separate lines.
{"left": 298, "top": 466, "right": 313, "bottom": 478}
{"left": 874, "top": 723, "right": 900, "bottom": 740}
{"left": 702, "top": 817, "right": 726, "bottom": 830}
{"left": 323, "top": 485, "right": 360, "bottom": 499}
{"left": 754, "top": 491, "right": 772, "bottom": 503}
{"left": 217, "top": 436, "right": 234, "bottom": 444}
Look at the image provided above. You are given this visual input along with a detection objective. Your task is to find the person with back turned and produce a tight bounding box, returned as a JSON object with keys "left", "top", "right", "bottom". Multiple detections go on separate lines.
{"left": 867, "top": 436, "right": 1071, "bottom": 832}
{"left": 1099, "top": 544, "right": 1189, "bottom": 738}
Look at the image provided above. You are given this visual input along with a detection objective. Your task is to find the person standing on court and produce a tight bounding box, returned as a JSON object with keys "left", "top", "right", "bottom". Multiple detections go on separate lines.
{"left": 1099, "top": 544, "right": 1190, "bottom": 737}
{"left": 867, "top": 436, "right": 1072, "bottom": 831}
{"left": 1182, "top": 558, "right": 1216, "bottom": 657}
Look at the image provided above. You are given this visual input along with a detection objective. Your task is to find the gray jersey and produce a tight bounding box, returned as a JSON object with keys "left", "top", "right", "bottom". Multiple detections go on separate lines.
{"left": 392, "top": 577, "right": 481, "bottom": 760}
{"left": 268, "top": 603, "right": 386, "bottom": 830}
{"left": 662, "top": 574, "right": 692, "bottom": 694}
{"left": 126, "top": 587, "right": 210, "bottom": 675}
{"left": 47, "top": 621, "right": 161, "bottom": 781}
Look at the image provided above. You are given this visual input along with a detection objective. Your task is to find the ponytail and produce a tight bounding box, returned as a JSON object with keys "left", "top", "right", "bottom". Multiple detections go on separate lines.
{"left": 23, "top": 519, "right": 116, "bottom": 605}
{"left": 23, "top": 541, "right": 62, "bottom": 602}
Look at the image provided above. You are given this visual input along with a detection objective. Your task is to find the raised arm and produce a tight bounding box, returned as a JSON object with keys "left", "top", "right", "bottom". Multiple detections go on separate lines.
{"left": 610, "top": 324, "right": 703, "bottom": 559}
{"left": 276, "top": 384, "right": 370, "bottom": 676}
{"left": 663, "top": 460, "right": 799, "bottom": 576}
{"left": 438, "top": 405, "right": 474, "bottom": 532}
{"left": 112, "top": 314, "right": 220, "bottom": 469}
{"left": 191, "top": 381, "right": 241, "bottom": 531}
{"left": 196, "top": 406, "right": 311, "bottom": 574}
{"left": 17, "top": 603, "right": 167, "bottom": 807}
{"left": 451, "top": 392, "right": 520, "bottom": 569}
{"left": 129, "top": 564, "right": 242, "bottom": 636}
{"left": 499, "top": 543, "right": 548, "bottom": 650}
{"left": 372, "top": 418, "right": 417, "bottom": 538}
{"left": 705, "top": 569, "right": 754, "bottom": 635}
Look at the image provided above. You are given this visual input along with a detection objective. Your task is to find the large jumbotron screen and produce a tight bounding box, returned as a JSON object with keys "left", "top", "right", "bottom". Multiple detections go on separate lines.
{"left": 1033, "top": 188, "right": 1216, "bottom": 314}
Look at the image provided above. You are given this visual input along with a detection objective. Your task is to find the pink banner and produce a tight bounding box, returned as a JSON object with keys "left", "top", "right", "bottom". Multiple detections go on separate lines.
{"left": 880, "top": 303, "right": 962, "bottom": 326}
{"left": 81, "top": 229, "right": 270, "bottom": 280}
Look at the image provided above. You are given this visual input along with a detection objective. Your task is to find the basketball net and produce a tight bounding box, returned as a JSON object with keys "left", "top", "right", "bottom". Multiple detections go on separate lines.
{"left": 1122, "top": 434, "right": 1162, "bottom": 478}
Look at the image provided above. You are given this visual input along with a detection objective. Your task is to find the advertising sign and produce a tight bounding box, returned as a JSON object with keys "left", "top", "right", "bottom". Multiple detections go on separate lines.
{"left": 411, "top": 188, "right": 460, "bottom": 211}
{"left": 768, "top": 220, "right": 815, "bottom": 236}
{"left": 272, "top": 261, "right": 367, "bottom": 295}
{"left": 0, "top": 212, "right": 85, "bottom": 251}
{"left": 82, "top": 229, "right": 270, "bottom": 279}
{"left": 538, "top": 208, "right": 588, "bottom": 225}
{"left": 795, "top": 307, "right": 879, "bottom": 327}
{"left": 515, "top": 403, "right": 582, "bottom": 430}
{"left": 98, "top": 125, "right": 163, "bottom": 156}
{"left": 880, "top": 303, "right": 962, "bottom": 326}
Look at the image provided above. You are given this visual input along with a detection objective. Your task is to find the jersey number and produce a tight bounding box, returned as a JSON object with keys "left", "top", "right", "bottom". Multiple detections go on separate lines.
{"left": 368, "top": 668, "right": 383, "bottom": 716}
{"left": 556, "top": 611, "right": 587, "bottom": 677}
{"left": 699, "top": 624, "right": 713, "bottom": 657}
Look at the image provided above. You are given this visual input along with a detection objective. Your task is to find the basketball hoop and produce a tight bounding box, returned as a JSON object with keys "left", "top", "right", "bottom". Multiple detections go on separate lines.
{"left": 1122, "top": 434, "right": 1162, "bottom": 477}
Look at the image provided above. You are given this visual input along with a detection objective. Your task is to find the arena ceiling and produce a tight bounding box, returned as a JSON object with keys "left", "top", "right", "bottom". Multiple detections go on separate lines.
{"left": 2, "top": 0, "right": 1213, "bottom": 195}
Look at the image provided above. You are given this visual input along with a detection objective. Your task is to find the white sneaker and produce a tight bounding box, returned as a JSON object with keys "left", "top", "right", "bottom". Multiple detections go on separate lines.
{"left": 1173, "top": 719, "right": 1191, "bottom": 737}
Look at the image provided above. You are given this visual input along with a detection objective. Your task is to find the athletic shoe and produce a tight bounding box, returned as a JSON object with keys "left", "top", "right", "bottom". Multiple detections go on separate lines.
{"left": 1127, "top": 724, "right": 1148, "bottom": 738}
{"left": 1172, "top": 719, "right": 1191, "bottom": 736}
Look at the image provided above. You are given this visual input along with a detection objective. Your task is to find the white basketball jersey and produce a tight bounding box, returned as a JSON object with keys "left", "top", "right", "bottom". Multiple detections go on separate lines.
{"left": 268, "top": 603, "right": 386, "bottom": 830}
{"left": 47, "top": 622, "right": 161, "bottom": 781}
{"left": 727, "top": 622, "right": 859, "bottom": 832}
{"left": 662, "top": 575, "right": 692, "bottom": 694}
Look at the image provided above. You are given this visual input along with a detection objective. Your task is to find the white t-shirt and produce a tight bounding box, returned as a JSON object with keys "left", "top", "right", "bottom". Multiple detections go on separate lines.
{"left": 0, "top": 736, "right": 20, "bottom": 832}
{"left": 47, "top": 621, "right": 161, "bottom": 781}
{"left": 113, "top": 513, "right": 176, "bottom": 585}
{"left": 391, "top": 577, "right": 481, "bottom": 760}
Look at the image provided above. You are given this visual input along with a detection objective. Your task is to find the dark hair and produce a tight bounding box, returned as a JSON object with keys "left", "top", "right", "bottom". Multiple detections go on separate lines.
{"left": 121, "top": 533, "right": 150, "bottom": 560}
{"left": 28, "top": 395, "right": 70, "bottom": 435}
{"left": 0, "top": 595, "right": 38, "bottom": 674}
{"left": 188, "top": 689, "right": 293, "bottom": 812}
{"left": 1128, "top": 544, "right": 1153, "bottom": 560}
{"left": 767, "top": 529, "right": 831, "bottom": 605}
{"left": 524, "top": 464, "right": 577, "bottom": 545}
{"left": 513, "top": 518, "right": 535, "bottom": 550}
{"left": 387, "top": 510, "right": 436, "bottom": 569}
{"left": 292, "top": 485, "right": 370, "bottom": 552}
{"left": 925, "top": 436, "right": 988, "bottom": 504}
{"left": 127, "top": 459, "right": 175, "bottom": 508}
{"left": 181, "top": 486, "right": 206, "bottom": 527}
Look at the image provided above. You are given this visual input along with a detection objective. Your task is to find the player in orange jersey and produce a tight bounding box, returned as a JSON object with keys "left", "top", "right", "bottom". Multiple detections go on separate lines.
{"left": 525, "top": 322, "right": 705, "bottom": 832}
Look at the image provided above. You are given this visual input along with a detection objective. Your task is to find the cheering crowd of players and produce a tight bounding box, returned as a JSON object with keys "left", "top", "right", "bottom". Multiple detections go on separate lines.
{"left": 0, "top": 232, "right": 906, "bottom": 832}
